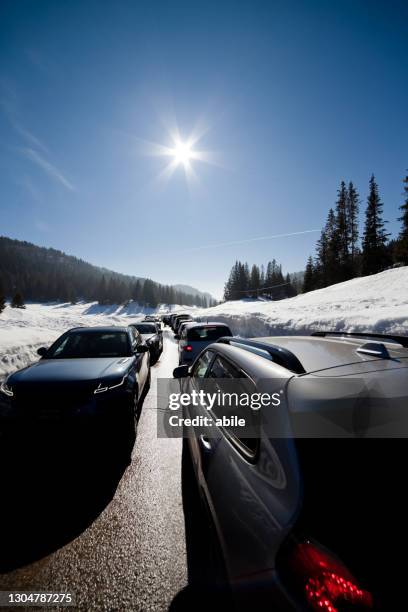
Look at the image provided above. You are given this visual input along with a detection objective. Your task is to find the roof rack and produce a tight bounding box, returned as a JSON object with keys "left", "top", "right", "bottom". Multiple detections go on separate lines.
{"left": 311, "top": 331, "right": 408, "bottom": 349}
{"left": 217, "top": 337, "right": 306, "bottom": 374}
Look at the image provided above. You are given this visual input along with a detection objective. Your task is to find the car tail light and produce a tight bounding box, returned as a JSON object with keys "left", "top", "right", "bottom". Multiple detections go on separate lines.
{"left": 280, "top": 539, "right": 373, "bottom": 612}
{"left": 183, "top": 345, "right": 193, "bottom": 352}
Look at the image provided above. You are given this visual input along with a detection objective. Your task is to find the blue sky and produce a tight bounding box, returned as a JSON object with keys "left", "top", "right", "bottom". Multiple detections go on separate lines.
{"left": 1, "top": 0, "right": 407, "bottom": 299}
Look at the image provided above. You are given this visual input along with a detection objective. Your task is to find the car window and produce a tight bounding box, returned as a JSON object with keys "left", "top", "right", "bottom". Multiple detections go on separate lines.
{"left": 47, "top": 332, "right": 129, "bottom": 359}
{"left": 191, "top": 350, "right": 214, "bottom": 378}
{"left": 134, "top": 324, "right": 157, "bottom": 334}
{"left": 208, "top": 355, "right": 259, "bottom": 456}
{"left": 208, "top": 355, "right": 240, "bottom": 378}
{"left": 187, "top": 326, "right": 232, "bottom": 342}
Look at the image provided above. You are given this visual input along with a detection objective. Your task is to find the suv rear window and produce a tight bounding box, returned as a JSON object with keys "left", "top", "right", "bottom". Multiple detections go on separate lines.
{"left": 187, "top": 326, "right": 232, "bottom": 341}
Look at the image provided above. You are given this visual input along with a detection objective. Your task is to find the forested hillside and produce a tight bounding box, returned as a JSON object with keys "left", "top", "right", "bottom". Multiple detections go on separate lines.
{"left": 0, "top": 237, "right": 215, "bottom": 307}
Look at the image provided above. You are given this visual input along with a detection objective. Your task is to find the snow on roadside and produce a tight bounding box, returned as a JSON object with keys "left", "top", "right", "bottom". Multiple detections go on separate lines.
{"left": 192, "top": 267, "right": 408, "bottom": 337}
{"left": 0, "top": 267, "right": 407, "bottom": 376}
{"left": 0, "top": 301, "right": 178, "bottom": 377}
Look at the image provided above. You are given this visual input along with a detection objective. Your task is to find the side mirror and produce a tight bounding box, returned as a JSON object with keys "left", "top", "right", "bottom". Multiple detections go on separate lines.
{"left": 173, "top": 364, "right": 190, "bottom": 378}
{"left": 136, "top": 344, "right": 149, "bottom": 353}
{"left": 37, "top": 347, "right": 48, "bottom": 357}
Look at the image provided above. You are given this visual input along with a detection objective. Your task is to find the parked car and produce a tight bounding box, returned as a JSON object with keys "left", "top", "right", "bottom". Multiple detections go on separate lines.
{"left": 170, "top": 313, "right": 190, "bottom": 331}
{"left": 173, "top": 331, "right": 408, "bottom": 610}
{"left": 130, "top": 322, "right": 163, "bottom": 363}
{"left": 176, "top": 319, "right": 196, "bottom": 340}
{"left": 143, "top": 315, "right": 159, "bottom": 323}
{"left": 0, "top": 326, "right": 150, "bottom": 450}
{"left": 177, "top": 322, "right": 232, "bottom": 365}
{"left": 169, "top": 314, "right": 179, "bottom": 330}
{"left": 143, "top": 317, "right": 161, "bottom": 330}
{"left": 174, "top": 314, "right": 194, "bottom": 335}
{"left": 162, "top": 314, "right": 172, "bottom": 326}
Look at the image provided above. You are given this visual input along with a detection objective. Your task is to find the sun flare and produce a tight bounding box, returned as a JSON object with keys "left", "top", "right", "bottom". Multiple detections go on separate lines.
{"left": 141, "top": 119, "right": 220, "bottom": 185}
{"left": 171, "top": 140, "right": 193, "bottom": 166}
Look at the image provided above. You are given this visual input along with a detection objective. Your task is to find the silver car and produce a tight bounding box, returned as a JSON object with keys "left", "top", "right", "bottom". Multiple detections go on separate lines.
{"left": 177, "top": 322, "right": 232, "bottom": 365}
{"left": 173, "top": 331, "right": 408, "bottom": 610}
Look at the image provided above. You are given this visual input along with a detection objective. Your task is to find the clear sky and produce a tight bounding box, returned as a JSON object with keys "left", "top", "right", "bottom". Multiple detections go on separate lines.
{"left": 1, "top": 0, "right": 407, "bottom": 299}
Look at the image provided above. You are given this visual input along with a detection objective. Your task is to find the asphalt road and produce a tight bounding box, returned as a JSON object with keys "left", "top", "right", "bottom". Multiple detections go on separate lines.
{"left": 0, "top": 329, "right": 188, "bottom": 611}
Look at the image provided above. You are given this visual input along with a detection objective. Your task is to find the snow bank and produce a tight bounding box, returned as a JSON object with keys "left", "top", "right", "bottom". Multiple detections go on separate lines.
{"left": 0, "top": 268, "right": 407, "bottom": 376}
{"left": 0, "top": 301, "right": 162, "bottom": 376}
{"left": 192, "top": 267, "right": 408, "bottom": 338}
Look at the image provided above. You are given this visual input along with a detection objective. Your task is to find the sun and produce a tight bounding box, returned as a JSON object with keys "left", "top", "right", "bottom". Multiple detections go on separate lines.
{"left": 171, "top": 140, "right": 193, "bottom": 166}
{"left": 140, "top": 119, "right": 221, "bottom": 185}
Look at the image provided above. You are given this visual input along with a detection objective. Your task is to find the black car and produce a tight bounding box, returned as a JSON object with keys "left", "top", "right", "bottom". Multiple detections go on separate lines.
{"left": 173, "top": 314, "right": 193, "bottom": 334}
{"left": 162, "top": 314, "right": 171, "bottom": 326}
{"left": 0, "top": 326, "right": 150, "bottom": 450}
{"left": 130, "top": 322, "right": 163, "bottom": 363}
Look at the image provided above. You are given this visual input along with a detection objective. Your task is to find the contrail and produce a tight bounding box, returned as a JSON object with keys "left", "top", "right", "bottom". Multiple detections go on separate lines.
{"left": 184, "top": 229, "right": 320, "bottom": 251}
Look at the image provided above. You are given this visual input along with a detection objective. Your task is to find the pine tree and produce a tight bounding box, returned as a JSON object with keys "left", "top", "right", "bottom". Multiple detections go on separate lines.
{"left": 143, "top": 279, "right": 158, "bottom": 307}
{"left": 98, "top": 276, "right": 108, "bottom": 305}
{"left": 249, "top": 264, "right": 261, "bottom": 296}
{"left": 11, "top": 292, "right": 25, "bottom": 308}
{"left": 224, "top": 261, "right": 239, "bottom": 300}
{"left": 302, "top": 256, "right": 316, "bottom": 293}
{"left": 347, "top": 181, "right": 360, "bottom": 272}
{"left": 362, "top": 175, "right": 390, "bottom": 275}
{"left": 260, "top": 264, "right": 265, "bottom": 291}
{"left": 335, "top": 180, "right": 350, "bottom": 278}
{"left": 315, "top": 226, "right": 329, "bottom": 288}
{"left": 315, "top": 208, "right": 342, "bottom": 287}
{"left": 285, "top": 273, "right": 297, "bottom": 297}
{"left": 396, "top": 172, "right": 408, "bottom": 265}
{"left": 131, "top": 280, "right": 141, "bottom": 303}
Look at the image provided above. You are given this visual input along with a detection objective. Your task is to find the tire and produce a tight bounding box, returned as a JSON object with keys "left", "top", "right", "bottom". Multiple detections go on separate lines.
{"left": 144, "top": 368, "right": 151, "bottom": 394}
{"left": 115, "top": 389, "right": 138, "bottom": 464}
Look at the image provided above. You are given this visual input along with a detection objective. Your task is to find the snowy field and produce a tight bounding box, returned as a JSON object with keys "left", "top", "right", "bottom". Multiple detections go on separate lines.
{"left": 0, "top": 267, "right": 407, "bottom": 376}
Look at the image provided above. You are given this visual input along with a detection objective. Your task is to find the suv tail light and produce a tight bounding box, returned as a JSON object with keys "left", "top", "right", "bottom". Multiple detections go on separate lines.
{"left": 183, "top": 345, "right": 193, "bottom": 352}
{"left": 280, "top": 539, "right": 373, "bottom": 611}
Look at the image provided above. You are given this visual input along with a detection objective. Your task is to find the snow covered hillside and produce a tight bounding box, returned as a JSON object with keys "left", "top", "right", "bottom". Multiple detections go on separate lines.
{"left": 193, "top": 267, "right": 408, "bottom": 337}
{"left": 0, "top": 267, "right": 407, "bottom": 376}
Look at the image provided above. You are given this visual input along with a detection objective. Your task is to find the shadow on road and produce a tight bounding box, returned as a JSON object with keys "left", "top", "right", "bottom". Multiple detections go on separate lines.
{"left": 169, "top": 441, "right": 233, "bottom": 612}
{"left": 0, "top": 431, "right": 131, "bottom": 573}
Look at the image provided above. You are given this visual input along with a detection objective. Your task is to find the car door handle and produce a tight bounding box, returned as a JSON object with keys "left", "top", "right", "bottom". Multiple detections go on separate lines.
{"left": 199, "top": 434, "right": 212, "bottom": 450}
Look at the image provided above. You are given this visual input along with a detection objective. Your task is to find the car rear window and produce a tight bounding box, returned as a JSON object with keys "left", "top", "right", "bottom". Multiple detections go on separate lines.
{"left": 187, "top": 326, "right": 232, "bottom": 341}
{"left": 133, "top": 324, "right": 157, "bottom": 334}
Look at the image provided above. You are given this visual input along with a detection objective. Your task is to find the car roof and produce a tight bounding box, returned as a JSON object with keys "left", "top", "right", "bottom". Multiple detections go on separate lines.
{"left": 131, "top": 321, "right": 156, "bottom": 326}
{"left": 68, "top": 326, "right": 130, "bottom": 333}
{"left": 201, "top": 334, "right": 408, "bottom": 380}
{"left": 251, "top": 335, "right": 408, "bottom": 373}
{"left": 187, "top": 322, "right": 230, "bottom": 328}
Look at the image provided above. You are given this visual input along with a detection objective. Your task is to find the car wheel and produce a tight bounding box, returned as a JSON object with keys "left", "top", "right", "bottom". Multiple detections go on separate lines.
{"left": 144, "top": 368, "right": 151, "bottom": 394}
{"left": 115, "top": 388, "right": 138, "bottom": 464}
